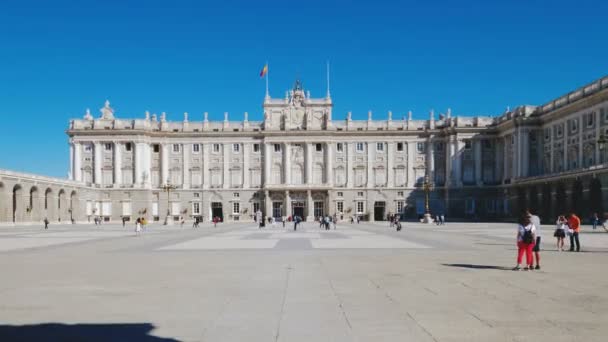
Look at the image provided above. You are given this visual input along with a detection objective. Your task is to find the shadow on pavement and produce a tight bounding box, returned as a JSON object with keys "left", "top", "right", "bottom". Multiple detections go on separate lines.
{"left": 0, "top": 323, "right": 179, "bottom": 342}
{"left": 442, "top": 263, "right": 512, "bottom": 271}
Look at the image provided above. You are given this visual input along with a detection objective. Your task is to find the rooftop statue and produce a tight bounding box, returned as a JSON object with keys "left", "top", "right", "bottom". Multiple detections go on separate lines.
{"left": 100, "top": 100, "right": 114, "bottom": 120}
{"left": 84, "top": 108, "right": 93, "bottom": 120}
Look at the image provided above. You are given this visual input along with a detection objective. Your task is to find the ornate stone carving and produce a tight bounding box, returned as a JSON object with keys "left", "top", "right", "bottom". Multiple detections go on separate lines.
{"left": 100, "top": 100, "right": 114, "bottom": 120}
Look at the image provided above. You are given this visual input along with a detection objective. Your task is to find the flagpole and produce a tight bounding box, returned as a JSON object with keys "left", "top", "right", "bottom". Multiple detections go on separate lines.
{"left": 265, "top": 61, "right": 269, "bottom": 99}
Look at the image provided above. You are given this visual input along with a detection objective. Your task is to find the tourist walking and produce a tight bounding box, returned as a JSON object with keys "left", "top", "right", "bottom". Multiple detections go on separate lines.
{"left": 440, "top": 214, "right": 445, "bottom": 225}
{"left": 122, "top": 217, "right": 127, "bottom": 228}
{"left": 293, "top": 215, "right": 301, "bottom": 231}
{"left": 554, "top": 215, "right": 567, "bottom": 251}
{"left": 568, "top": 212, "right": 581, "bottom": 252}
{"left": 333, "top": 214, "right": 338, "bottom": 229}
{"left": 282, "top": 216, "right": 286, "bottom": 228}
{"left": 324, "top": 216, "right": 330, "bottom": 230}
{"left": 256, "top": 210, "right": 263, "bottom": 229}
{"left": 44, "top": 217, "right": 49, "bottom": 230}
{"left": 513, "top": 215, "right": 536, "bottom": 271}
{"left": 526, "top": 210, "right": 542, "bottom": 270}
{"left": 213, "top": 216, "right": 219, "bottom": 228}
{"left": 135, "top": 218, "right": 142, "bottom": 235}
{"left": 592, "top": 213, "right": 601, "bottom": 230}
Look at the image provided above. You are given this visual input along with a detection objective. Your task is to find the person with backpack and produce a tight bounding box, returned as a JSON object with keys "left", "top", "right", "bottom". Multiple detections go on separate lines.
{"left": 513, "top": 215, "right": 537, "bottom": 271}
{"left": 525, "top": 209, "right": 542, "bottom": 270}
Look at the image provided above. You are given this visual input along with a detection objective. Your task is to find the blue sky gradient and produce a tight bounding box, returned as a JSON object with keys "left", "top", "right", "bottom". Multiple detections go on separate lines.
{"left": 1, "top": 0, "right": 607, "bottom": 177}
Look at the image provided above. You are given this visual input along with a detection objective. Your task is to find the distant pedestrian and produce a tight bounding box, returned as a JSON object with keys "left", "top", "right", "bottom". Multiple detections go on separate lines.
{"left": 213, "top": 216, "right": 219, "bottom": 228}
{"left": 333, "top": 214, "right": 338, "bottom": 229}
{"left": 122, "top": 217, "right": 127, "bottom": 228}
{"left": 44, "top": 217, "right": 49, "bottom": 230}
{"left": 293, "top": 215, "right": 301, "bottom": 231}
{"left": 350, "top": 216, "right": 354, "bottom": 224}
{"left": 554, "top": 215, "right": 567, "bottom": 251}
{"left": 568, "top": 212, "right": 581, "bottom": 252}
{"left": 440, "top": 214, "right": 445, "bottom": 225}
{"left": 256, "top": 210, "right": 263, "bottom": 229}
{"left": 592, "top": 213, "right": 601, "bottom": 230}
{"left": 282, "top": 216, "right": 286, "bottom": 228}
{"left": 135, "top": 218, "right": 143, "bottom": 235}
{"left": 435, "top": 214, "right": 440, "bottom": 225}
{"left": 513, "top": 215, "right": 536, "bottom": 271}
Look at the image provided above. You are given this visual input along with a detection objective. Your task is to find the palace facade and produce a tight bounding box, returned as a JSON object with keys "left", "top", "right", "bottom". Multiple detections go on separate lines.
{"left": 1, "top": 76, "right": 608, "bottom": 224}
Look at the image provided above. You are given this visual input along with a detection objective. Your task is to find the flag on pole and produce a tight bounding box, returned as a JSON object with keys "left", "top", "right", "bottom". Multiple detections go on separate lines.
{"left": 260, "top": 64, "right": 268, "bottom": 78}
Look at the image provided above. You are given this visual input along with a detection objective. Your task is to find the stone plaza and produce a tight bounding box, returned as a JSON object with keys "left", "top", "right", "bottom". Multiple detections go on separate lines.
{"left": 1, "top": 221, "right": 607, "bottom": 341}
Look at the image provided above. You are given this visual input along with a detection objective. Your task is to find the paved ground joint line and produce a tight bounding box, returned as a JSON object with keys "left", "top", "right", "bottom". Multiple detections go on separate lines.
{"left": 274, "top": 264, "right": 292, "bottom": 342}
{"left": 406, "top": 312, "right": 439, "bottom": 342}
{"left": 319, "top": 259, "right": 353, "bottom": 332}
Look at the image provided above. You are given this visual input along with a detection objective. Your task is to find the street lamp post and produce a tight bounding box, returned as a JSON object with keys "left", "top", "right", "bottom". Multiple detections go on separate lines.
{"left": 422, "top": 173, "right": 434, "bottom": 224}
{"left": 598, "top": 134, "right": 607, "bottom": 164}
{"left": 161, "top": 179, "right": 177, "bottom": 226}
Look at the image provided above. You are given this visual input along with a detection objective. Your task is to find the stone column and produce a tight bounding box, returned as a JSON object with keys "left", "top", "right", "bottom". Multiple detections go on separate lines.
{"left": 596, "top": 113, "right": 602, "bottom": 164}
{"left": 134, "top": 143, "right": 142, "bottom": 186}
{"left": 284, "top": 190, "right": 292, "bottom": 218}
{"left": 578, "top": 124, "right": 583, "bottom": 169}
{"left": 161, "top": 144, "right": 169, "bottom": 184}
{"left": 284, "top": 143, "right": 291, "bottom": 185}
{"left": 366, "top": 142, "right": 373, "bottom": 187}
{"left": 455, "top": 139, "right": 464, "bottom": 187}
{"left": 407, "top": 141, "right": 415, "bottom": 187}
{"left": 520, "top": 129, "right": 529, "bottom": 177}
{"left": 326, "top": 142, "right": 333, "bottom": 186}
{"left": 264, "top": 143, "right": 272, "bottom": 186}
{"left": 474, "top": 139, "right": 482, "bottom": 185}
{"left": 243, "top": 143, "right": 250, "bottom": 188}
{"left": 549, "top": 135, "right": 554, "bottom": 174}
{"left": 264, "top": 190, "right": 272, "bottom": 218}
{"left": 74, "top": 142, "right": 82, "bottom": 182}
{"left": 387, "top": 142, "right": 394, "bottom": 187}
{"left": 114, "top": 141, "right": 122, "bottom": 187}
{"left": 94, "top": 142, "right": 102, "bottom": 185}
{"left": 346, "top": 142, "right": 354, "bottom": 188}
{"left": 142, "top": 143, "right": 151, "bottom": 188}
{"left": 223, "top": 143, "right": 230, "bottom": 189}
{"left": 69, "top": 142, "right": 74, "bottom": 180}
{"left": 427, "top": 139, "right": 435, "bottom": 183}
{"left": 564, "top": 129, "right": 568, "bottom": 171}
{"left": 306, "top": 143, "right": 313, "bottom": 184}
{"left": 183, "top": 143, "right": 190, "bottom": 189}
{"left": 512, "top": 129, "right": 519, "bottom": 178}
{"left": 503, "top": 136, "right": 509, "bottom": 182}
{"left": 445, "top": 138, "right": 453, "bottom": 187}
{"left": 203, "top": 144, "right": 210, "bottom": 189}
{"left": 494, "top": 139, "right": 502, "bottom": 183}
{"left": 306, "top": 189, "right": 314, "bottom": 221}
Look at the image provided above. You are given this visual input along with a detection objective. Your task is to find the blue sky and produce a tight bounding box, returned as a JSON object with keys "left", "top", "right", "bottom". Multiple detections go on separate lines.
{"left": 1, "top": 0, "right": 607, "bottom": 177}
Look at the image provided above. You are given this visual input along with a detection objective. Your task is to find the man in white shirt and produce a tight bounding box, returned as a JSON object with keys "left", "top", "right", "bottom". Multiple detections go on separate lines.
{"left": 526, "top": 210, "right": 542, "bottom": 270}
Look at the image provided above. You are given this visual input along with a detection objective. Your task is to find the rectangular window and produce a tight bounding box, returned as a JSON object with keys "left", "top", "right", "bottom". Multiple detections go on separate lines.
{"left": 356, "top": 201, "right": 364, "bottom": 214}
{"left": 316, "top": 143, "right": 322, "bottom": 152}
{"left": 233, "top": 143, "right": 240, "bottom": 152}
{"left": 396, "top": 201, "right": 404, "bottom": 213}
{"left": 417, "top": 142, "right": 425, "bottom": 152}
{"left": 397, "top": 191, "right": 404, "bottom": 197}
{"left": 213, "top": 144, "right": 220, "bottom": 153}
{"left": 173, "top": 144, "right": 180, "bottom": 153}
{"left": 587, "top": 113, "right": 594, "bottom": 127}
{"left": 192, "top": 202, "right": 201, "bottom": 215}
{"left": 356, "top": 142, "right": 364, "bottom": 152}
{"left": 233, "top": 192, "right": 239, "bottom": 198}
{"left": 357, "top": 191, "right": 364, "bottom": 197}
{"left": 153, "top": 144, "right": 160, "bottom": 153}
{"left": 396, "top": 142, "right": 403, "bottom": 152}
{"left": 125, "top": 143, "right": 132, "bottom": 152}
{"left": 84, "top": 144, "right": 93, "bottom": 152}
{"left": 336, "top": 143, "right": 343, "bottom": 152}
{"left": 253, "top": 144, "right": 260, "bottom": 153}
{"left": 337, "top": 192, "right": 343, "bottom": 197}
{"left": 233, "top": 202, "right": 240, "bottom": 215}
{"left": 336, "top": 201, "right": 344, "bottom": 213}
{"left": 274, "top": 144, "right": 281, "bottom": 152}
{"left": 192, "top": 144, "right": 200, "bottom": 153}
{"left": 464, "top": 140, "right": 472, "bottom": 149}
{"left": 193, "top": 193, "right": 200, "bottom": 198}
{"left": 376, "top": 143, "right": 384, "bottom": 152}
{"left": 253, "top": 202, "right": 261, "bottom": 214}
{"left": 105, "top": 143, "right": 112, "bottom": 151}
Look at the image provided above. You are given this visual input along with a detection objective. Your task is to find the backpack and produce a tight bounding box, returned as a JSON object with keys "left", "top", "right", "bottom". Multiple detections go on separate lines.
{"left": 522, "top": 227, "right": 534, "bottom": 244}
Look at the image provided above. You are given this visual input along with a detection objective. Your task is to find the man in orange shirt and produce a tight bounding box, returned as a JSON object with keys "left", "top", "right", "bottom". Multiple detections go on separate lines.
{"left": 568, "top": 212, "right": 581, "bottom": 252}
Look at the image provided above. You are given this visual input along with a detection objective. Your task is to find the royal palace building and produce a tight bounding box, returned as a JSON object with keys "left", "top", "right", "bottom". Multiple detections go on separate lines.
{"left": 1, "top": 76, "right": 608, "bottom": 225}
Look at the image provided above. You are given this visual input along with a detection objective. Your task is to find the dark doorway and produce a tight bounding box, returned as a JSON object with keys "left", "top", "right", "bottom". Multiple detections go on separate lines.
{"left": 516, "top": 188, "right": 526, "bottom": 216}
{"left": 571, "top": 180, "right": 584, "bottom": 217}
{"left": 292, "top": 201, "right": 304, "bottom": 219}
{"left": 541, "top": 184, "right": 552, "bottom": 220}
{"left": 374, "top": 201, "right": 386, "bottom": 221}
{"left": 556, "top": 183, "right": 567, "bottom": 216}
{"left": 211, "top": 202, "right": 223, "bottom": 221}
{"left": 589, "top": 178, "right": 603, "bottom": 216}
